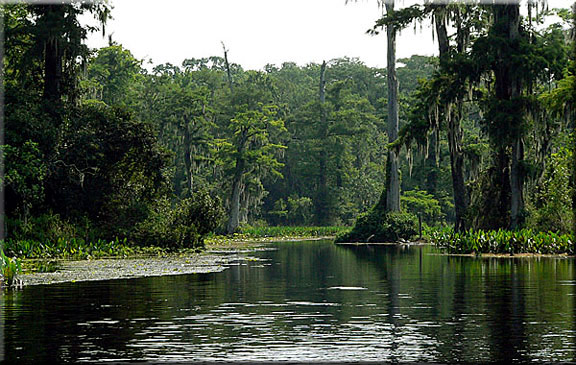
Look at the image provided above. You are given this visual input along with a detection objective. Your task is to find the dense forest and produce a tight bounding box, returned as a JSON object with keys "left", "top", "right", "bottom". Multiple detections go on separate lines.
{"left": 1, "top": 2, "right": 574, "bottom": 254}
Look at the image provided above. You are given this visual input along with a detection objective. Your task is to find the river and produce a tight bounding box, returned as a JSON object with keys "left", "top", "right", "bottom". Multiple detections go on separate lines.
{"left": 1, "top": 240, "right": 574, "bottom": 362}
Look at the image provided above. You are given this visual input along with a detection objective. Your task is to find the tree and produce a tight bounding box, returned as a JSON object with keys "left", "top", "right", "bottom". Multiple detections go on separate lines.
{"left": 380, "top": 1, "right": 401, "bottom": 213}
{"left": 220, "top": 104, "right": 286, "bottom": 233}
{"left": 83, "top": 44, "right": 143, "bottom": 106}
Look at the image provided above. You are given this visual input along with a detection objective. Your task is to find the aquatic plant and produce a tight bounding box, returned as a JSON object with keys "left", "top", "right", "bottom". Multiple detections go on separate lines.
{"left": 3, "top": 237, "right": 135, "bottom": 260}
{"left": 428, "top": 227, "right": 574, "bottom": 255}
{"left": 1, "top": 248, "right": 22, "bottom": 287}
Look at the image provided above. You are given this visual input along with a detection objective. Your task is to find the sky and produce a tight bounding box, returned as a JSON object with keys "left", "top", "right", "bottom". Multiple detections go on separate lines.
{"left": 84, "top": 0, "right": 574, "bottom": 71}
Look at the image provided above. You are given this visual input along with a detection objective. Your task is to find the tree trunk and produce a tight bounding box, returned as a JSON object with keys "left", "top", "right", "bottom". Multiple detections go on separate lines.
{"left": 227, "top": 156, "right": 244, "bottom": 234}
{"left": 182, "top": 125, "right": 193, "bottom": 196}
{"left": 315, "top": 60, "right": 331, "bottom": 225}
{"left": 222, "top": 42, "right": 233, "bottom": 92}
{"left": 44, "top": 37, "right": 62, "bottom": 103}
{"left": 448, "top": 113, "right": 468, "bottom": 232}
{"left": 435, "top": 6, "right": 469, "bottom": 232}
{"left": 425, "top": 128, "right": 438, "bottom": 195}
{"left": 510, "top": 138, "right": 524, "bottom": 229}
{"left": 493, "top": 4, "right": 523, "bottom": 229}
{"left": 240, "top": 190, "right": 249, "bottom": 224}
{"left": 40, "top": 5, "right": 64, "bottom": 125}
{"left": 383, "top": 2, "right": 400, "bottom": 212}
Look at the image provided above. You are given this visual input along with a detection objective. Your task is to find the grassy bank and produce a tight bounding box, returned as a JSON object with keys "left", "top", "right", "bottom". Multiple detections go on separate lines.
{"left": 205, "top": 226, "right": 349, "bottom": 246}
{"left": 428, "top": 227, "right": 574, "bottom": 255}
{"left": 239, "top": 226, "right": 349, "bottom": 238}
{"left": 0, "top": 225, "right": 346, "bottom": 287}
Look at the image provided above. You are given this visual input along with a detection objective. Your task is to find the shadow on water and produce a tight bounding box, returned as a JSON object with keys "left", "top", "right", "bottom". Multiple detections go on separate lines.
{"left": 340, "top": 244, "right": 575, "bottom": 362}
{"left": 1, "top": 240, "right": 574, "bottom": 362}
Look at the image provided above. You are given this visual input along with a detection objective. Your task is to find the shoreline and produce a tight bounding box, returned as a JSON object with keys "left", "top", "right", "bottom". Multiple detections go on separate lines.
{"left": 15, "top": 242, "right": 271, "bottom": 287}
{"left": 10, "top": 237, "right": 573, "bottom": 288}
{"left": 12, "top": 237, "right": 334, "bottom": 287}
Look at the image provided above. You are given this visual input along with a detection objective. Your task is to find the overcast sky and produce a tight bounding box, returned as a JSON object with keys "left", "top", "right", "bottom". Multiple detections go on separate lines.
{"left": 84, "top": 0, "right": 573, "bottom": 71}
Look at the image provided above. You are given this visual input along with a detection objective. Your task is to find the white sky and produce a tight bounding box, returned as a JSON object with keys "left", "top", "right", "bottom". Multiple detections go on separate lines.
{"left": 84, "top": 0, "right": 574, "bottom": 71}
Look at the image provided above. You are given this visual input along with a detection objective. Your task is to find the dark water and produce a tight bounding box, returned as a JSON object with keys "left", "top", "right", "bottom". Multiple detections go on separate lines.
{"left": 1, "top": 241, "right": 575, "bottom": 362}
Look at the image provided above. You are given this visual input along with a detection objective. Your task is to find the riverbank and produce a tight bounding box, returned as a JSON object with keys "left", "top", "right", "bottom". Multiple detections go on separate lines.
{"left": 11, "top": 237, "right": 337, "bottom": 287}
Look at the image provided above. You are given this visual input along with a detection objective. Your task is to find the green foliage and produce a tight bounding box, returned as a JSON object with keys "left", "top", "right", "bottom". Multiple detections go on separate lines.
{"left": 133, "top": 190, "right": 224, "bottom": 249}
{"left": 5, "top": 2, "right": 574, "bottom": 258}
{"left": 238, "top": 225, "right": 349, "bottom": 238}
{"left": 267, "top": 196, "right": 314, "bottom": 226}
{"left": 527, "top": 146, "right": 573, "bottom": 234}
{"left": 429, "top": 227, "right": 574, "bottom": 255}
{"left": 82, "top": 44, "right": 143, "bottom": 106}
{"left": 1, "top": 248, "right": 22, "bottom": 287}
{"left": 335, "top": 208, "right": 418, "bottom": 243}
{"left": 7, "top": 213, "right": 91, "bottom": 246}
{"left": 2, "top": 141, "right": 47, "bottom": 219}
{"left": 401, "top": 189, "right": 445, "bottom": 225}
{"left": 51, "top": 101, "right": 171, "bottom": 237}
{"left": 4, "top": 237, "right": 133, "bottom": 260}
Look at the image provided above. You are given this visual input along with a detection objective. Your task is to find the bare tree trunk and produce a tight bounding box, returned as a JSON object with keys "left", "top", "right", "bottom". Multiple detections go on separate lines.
{"left": 222, "top": 42, "right": 233, "bottom": 92}
{"left": 384, "top": 1, "right": 400, "bottom": 212}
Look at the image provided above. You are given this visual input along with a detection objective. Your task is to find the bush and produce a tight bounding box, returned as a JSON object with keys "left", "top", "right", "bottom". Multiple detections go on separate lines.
{"left": 6, "top": 213, "right": 87, "bottom": 245}
{"left": 335, "top": 208, "right": 418, "bottom": 243}
{"left": 526, "top": 146, "right": 573, "bottom": 234}
{"left": 133, "top": 190, "right": 224, "bottom": 249}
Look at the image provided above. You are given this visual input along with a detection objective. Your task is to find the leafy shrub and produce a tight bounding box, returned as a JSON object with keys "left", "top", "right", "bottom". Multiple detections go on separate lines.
{"left": 335, "top": 208, "right": 418, "bottom": 243}
{"left": 6, "top": 213, "right": 86, "bottom": 246}
{"left": 133, "top": 190, "right": 224, "bottom": 248}
{"left": 526, "top": 146, "right": 573, "bottom": 234}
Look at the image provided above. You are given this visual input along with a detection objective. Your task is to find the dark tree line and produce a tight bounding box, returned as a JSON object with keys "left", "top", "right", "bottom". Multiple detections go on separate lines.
{"left": 2, "top": 1, "right": 574, "bottom": 249}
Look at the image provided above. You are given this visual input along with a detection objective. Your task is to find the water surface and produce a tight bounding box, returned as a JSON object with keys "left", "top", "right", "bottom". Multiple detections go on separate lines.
{"left": 1, "top": 241, "right": 574, "bottom": 362}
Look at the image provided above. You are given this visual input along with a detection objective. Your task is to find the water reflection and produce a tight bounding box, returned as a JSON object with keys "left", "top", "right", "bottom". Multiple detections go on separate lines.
{"left": 0, "top": 293, "right": 4, "bottom": 362}
{"left": 1, "top": 241, "right": 574, "bottom": 362}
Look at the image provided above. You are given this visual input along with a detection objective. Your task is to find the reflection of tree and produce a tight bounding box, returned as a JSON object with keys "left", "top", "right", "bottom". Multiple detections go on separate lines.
{"left": 2, "top": 244, "right": 575, "bottom": 362}
{"left": 341, "top": 245, "right": 420, "bottom": 360}
{"left": 483, "top": 260, "right": 527, "bottom": 362}
{"left": 0, "top": 294, "right": 4, "bottom": 361}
